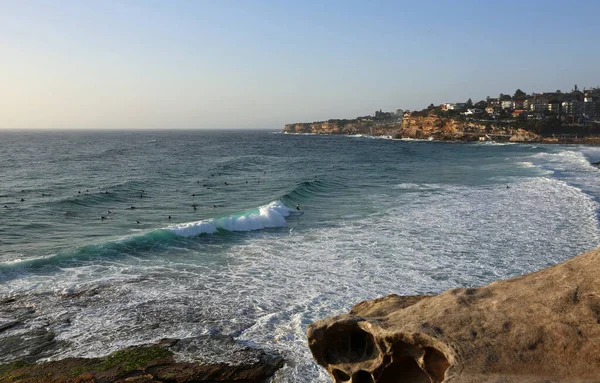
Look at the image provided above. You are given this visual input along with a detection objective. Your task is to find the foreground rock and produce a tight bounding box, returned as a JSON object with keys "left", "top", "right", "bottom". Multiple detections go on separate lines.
{"left": 0, "top": 336, "right": 283, "bottom": 383}
{"left": 307, "top": 248, "right": 600, "bottom": 382}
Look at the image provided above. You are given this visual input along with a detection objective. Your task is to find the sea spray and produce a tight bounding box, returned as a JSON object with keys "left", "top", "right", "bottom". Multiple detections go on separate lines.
{"left": 169, "top": 201, "right": 291, "bottom": 237}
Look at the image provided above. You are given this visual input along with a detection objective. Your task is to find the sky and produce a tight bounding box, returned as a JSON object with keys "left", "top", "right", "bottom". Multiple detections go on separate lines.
{"left": 1, "top": 0, "right": 599, "bottom": 130}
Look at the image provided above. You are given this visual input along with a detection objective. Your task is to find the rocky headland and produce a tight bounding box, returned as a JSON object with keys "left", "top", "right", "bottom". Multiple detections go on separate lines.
{"left": 284, "top": 115, "right": 600, "bottom": 144}
{"left": 306, "top": 247, "right": 600, "bottom": 382}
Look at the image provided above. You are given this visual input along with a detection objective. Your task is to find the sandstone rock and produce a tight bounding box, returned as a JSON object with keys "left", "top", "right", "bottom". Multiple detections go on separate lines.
{"left": 307, "top": 248, "right": 600, "bottom": 382}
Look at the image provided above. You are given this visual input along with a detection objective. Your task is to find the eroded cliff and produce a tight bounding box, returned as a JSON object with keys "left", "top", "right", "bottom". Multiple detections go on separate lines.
{"left": 284, "top": 115, "right": 540, "bottom": 142}
{"left": 307, "top": 247, "right": 600, "bottom": 382}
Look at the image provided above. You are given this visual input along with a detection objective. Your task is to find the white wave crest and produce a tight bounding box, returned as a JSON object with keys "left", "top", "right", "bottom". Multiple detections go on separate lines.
{"left": 168, "top": 201, "right": 291, "bottom": 237}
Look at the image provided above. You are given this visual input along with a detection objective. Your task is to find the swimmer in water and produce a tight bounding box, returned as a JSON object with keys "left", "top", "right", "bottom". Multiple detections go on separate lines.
{"left": 3, "top": 205, "right": 8, "bottom": 209}
{"left": 168, "top": 215, "right": 172, "bottom": 219}
{"left": 296, "top": 204, "right": 301, "bottom": 211}
{"left": 130, "top": 206, "right": 136, "bottom": 210}
{"left": 20, "top": 198, "right": 25, "bottom": 202}
{"left": 107, "top": 210, "right": 112, "bottom": 214}
{"left": 136, "top": 220, "right": 140, "bottom": 224}
{"left": 101, "top": 216, "right": 106, "bottom": 220}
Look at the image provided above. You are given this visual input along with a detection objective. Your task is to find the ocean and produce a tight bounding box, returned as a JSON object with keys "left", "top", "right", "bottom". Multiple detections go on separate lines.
{"left": 1, "top": 130, "right": 599, "bottom": 381}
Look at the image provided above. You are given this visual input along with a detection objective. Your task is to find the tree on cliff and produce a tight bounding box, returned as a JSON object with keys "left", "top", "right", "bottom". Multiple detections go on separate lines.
{"left": 466, "top": 98, "right": 473, "bottom": 108}
{"left": 474, "top": 100, "right": 487, "bottom": 109}
{"left": 499, "top": 93, "right": 512, "bottom": 101}
{"left": 513, "top": 89, "right": 527, "bottom": 101}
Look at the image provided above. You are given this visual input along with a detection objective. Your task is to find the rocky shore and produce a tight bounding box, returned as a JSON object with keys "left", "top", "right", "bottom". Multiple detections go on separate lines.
{"left": 306, "top": 247, "right": 600, "bottom": 382}
{"left": 0, "top": 336, "right": 283, "bottom": 382}
{"left": 284, "top": 115, "right": 600, "bottom": 144}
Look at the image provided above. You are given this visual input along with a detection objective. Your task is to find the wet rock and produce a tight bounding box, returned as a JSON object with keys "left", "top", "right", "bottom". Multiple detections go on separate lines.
{"left": 307, "top": 247, "right": 600, "bottom": 382}
{"left": 0, "top": 328, "right": 67, "bottom": 364}
{"left": 0, "top": 336, "right": 284, "bottom": 383}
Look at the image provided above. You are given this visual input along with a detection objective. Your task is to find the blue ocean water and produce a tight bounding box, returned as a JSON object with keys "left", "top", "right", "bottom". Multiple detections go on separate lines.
{"left": 1, "top": 130, "right": 600, "bottom": 381}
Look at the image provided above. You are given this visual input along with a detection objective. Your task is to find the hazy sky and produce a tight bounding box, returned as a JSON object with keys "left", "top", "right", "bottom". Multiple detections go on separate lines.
{"left": 1, "top": 1, "right": 599, "bottom": 130}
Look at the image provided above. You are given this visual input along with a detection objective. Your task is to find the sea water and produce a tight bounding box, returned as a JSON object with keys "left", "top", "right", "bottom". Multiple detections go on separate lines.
{"left": 1, "top": 130, "right": 599, "bottom": 381}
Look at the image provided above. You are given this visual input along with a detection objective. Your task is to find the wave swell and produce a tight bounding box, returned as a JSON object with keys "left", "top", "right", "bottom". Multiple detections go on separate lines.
{"left": 0, "top": 201, "right": 292, "bottom": 276}
{"left": 168, "top": 201, "right": 291, "bottom": 237}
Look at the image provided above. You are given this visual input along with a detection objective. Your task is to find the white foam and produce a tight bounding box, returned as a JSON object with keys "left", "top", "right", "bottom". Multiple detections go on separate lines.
{"left": 517, "top": 161, "right": 535, "bottom": 168}
{"left": 167, "top": 201, "right": 291, "bottom": 237}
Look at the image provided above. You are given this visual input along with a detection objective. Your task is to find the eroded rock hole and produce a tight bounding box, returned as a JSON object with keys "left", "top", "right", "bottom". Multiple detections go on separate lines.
{"left": 332, "top": 368, "right": 351, "bottom": 382}
{"left": 377, "top": 355, "right": 429, "bottom": 383}
{"left": 352, "top": 370, "right": 374, "bottom": 383}
{"left": 325, "top": 327, "right": 377, "bottom": 364}
{"left": 423, "top": 347, "right": 450, "bottom": 382}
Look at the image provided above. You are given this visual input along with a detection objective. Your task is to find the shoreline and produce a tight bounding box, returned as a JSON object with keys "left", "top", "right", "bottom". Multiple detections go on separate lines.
{"left": 282, "top": 130, "right": 600, "bottom": 146}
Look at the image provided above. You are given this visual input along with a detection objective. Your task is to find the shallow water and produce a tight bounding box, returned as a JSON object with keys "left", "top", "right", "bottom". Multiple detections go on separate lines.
{"left": 1, "top": 130, "right": 599, "bottom": 381}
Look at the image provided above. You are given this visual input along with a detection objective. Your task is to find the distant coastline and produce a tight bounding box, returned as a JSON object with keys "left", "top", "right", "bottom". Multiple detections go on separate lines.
{"left": 284, "top": 86, "right": 600, "bottom": 144}
{"left": 283, "top": 115, "right": 600, "bottom": 145}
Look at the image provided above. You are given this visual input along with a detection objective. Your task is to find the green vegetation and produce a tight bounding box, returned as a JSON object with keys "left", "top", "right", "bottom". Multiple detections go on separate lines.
{"left": 101, "top": 345, "right": 172, "bottom": 371}
{"left": 0, "top": 345, "right": 173, "bottom": 382}
{"left": 0, "top": 361, "right": 30, "bottom": 381}
{"left": 513, "top": 89, "right": 527, "bottom": 101}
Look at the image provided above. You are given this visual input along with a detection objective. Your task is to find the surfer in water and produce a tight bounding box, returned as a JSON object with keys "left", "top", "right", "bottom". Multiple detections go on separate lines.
{"left": 296, "top": 203, "right": 301, "bottom": 211}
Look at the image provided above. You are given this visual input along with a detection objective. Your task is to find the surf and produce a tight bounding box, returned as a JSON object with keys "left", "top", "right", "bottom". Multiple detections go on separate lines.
{"left": 0, "top": 201, "right": 294, "bottom": 277}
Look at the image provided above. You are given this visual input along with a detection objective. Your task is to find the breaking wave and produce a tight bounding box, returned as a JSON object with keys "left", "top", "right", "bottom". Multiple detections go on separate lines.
{"left": 168, "top": 201, "right": 291, "bottom": 237}
{"left": 0, "top": 201, "right": 293, "bottom": 277}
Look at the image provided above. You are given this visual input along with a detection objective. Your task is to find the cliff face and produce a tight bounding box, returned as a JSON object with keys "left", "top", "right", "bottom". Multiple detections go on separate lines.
{"left": 284, "top": 115, "right": 540, "bottom": 142}
{"left": 398, "top": 115, "right": 539, "bottom": 142}
{"left": 307, "top": 247, "right": 600, "bottom": 382}
{"left": 284, "top": 121, "right": 375, "bottom": 135}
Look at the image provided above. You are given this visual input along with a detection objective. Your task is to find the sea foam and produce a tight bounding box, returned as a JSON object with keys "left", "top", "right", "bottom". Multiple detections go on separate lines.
{"left": 168, "top": 201, "right": 291, "bottom": 237}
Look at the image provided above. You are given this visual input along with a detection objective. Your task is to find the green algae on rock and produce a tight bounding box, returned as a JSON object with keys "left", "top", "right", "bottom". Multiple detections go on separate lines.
{"left": 0, "top": 337, "right": 283, "bottom": 383}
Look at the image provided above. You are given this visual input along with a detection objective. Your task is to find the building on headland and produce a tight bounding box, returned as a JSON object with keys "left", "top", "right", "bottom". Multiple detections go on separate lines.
{"left": 528, "top": 95, "right": 551, "bottom": 113}
{"left": 442, "top": 103, "right": 467, "bottom": 111}
{"left": 501, "top": 100, "right": 514, "bottom": 110}
{"left": 487, "top": 98, "right": 500, "bottom": 107}
{"left": 463, "top": 108, "right": 483, "bottom": 115}
{"left": 561, "top": 101, "right": 584, "bottom": 116}
{"left": 548, "top": 101, "right": 561, "bottom": 114}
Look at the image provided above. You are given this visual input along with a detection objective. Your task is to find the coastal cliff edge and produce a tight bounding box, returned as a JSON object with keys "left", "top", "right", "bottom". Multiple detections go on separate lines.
{"left": 307, "top": 247, "right": 600, "bottom": 382}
